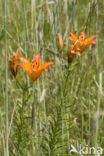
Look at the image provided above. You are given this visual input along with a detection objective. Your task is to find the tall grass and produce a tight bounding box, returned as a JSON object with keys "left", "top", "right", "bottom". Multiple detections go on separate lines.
{"left": 0, "top": 0, "right": 104, "bottom": 155}
{"left": 4, "top": 0, "right": 8, "bottom": 155}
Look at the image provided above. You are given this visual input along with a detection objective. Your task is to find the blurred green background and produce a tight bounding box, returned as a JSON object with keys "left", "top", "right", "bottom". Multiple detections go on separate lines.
{"left": 0, "top": 0, "right": 104, "bottom": 155}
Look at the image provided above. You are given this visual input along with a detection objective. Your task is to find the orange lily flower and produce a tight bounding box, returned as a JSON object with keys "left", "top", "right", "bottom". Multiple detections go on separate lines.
{"left": 68, "top": 31, "right": 96, "bottom": 54}
{"left": 67, "top": 31, "right": 96, "bottom": 63}
{"left": 17, "top": 53, "right": 53, "bottom": 81}
{"left": 8, "top": 49, "right": 20, "bottom": 77}
{"left": 57, "top": 33, "right": 63, "bottom": 52}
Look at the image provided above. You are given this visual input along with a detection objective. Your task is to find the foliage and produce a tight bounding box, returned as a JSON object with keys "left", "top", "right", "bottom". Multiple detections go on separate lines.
{"left": 0, "top": 0, "right": 104, "bottom": 156}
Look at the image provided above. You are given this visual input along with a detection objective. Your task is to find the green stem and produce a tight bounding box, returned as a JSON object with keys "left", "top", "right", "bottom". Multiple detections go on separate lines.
{"left": 15, "top": 78, "right": 23, "bottom": 90}
{"left": 21, "top": 90, "right": 25, "bottom": 125}
{"left": 18, "top": 89, "right": 25, "bottom": 153}
{"left": 61, "top": 65, "right": 70, "bottom": 155}
{"left": 63, "top": 69, "right": 70, "bottom": 95}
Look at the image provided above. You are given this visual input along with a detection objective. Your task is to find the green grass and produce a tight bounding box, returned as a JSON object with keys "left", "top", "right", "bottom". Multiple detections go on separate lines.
{"left": 0, "top": 0, "right": 104, "bottom": 155}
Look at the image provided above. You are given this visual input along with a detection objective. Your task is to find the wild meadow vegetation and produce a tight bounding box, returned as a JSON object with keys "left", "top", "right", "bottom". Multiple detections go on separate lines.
{"left": 0, "top": 0, "right": 104, "bottom": 155}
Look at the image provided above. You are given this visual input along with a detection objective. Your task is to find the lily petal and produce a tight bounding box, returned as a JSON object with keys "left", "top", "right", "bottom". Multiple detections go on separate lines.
{"left": 85, "top": 35, "right": 96, "bottom": 46}
{"left": 8, "top": 58, "right": 18, "bottom": 76}
{"left": 68, "top": 31, "right": 78, "bottom": 43}
{"left": 8, "top": 49, "right": 20, "bottom": 77}
{"left": 32, "top": 53, "right": 41, "bottom": 70}
{"left": 79, "top": 31, "right": 86, "bottom": 40}
{"left": 39, "top": 62, "right": 54, "bottom": 71}
{"left": 18, "top": 56, "right": 32, "bottom": 75}
{"left": 13, "top": 49, "right": 20, "bottom": 59}
{"left": 32, "top": 53, "right": 41, "bottom": 64}
{"left": 74, "top": 51, "right": 81, "bottom": 56}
